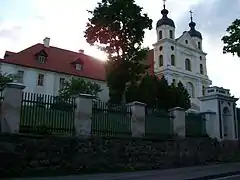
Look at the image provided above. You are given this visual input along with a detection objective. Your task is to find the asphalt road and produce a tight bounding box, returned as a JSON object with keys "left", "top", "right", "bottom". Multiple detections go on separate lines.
{"left": 212, "top": 175, "right": 240, "bottom": 180}
{"left": 7, "top": 163, "right": 240, "bottom": 180}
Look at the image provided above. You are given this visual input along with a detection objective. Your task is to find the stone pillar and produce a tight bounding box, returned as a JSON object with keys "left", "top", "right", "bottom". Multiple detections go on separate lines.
{"left": 128, "top": 101, "right": 146, "bottom": 137}
{"left": 74, "top": 94, "right": 95, "bottom": 136}
{"left": 169, "top": 107, "right": 185, "bottom": 137}
{"left": 1, "top": 83, "right": 25, "bottom": 133}
{"left": 201, "top": 111, "right": 218, "bottom": 140}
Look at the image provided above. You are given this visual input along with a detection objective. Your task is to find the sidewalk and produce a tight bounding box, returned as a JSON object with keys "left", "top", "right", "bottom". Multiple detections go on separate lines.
{"left": 7, "top": 163, "right": 240, "bottom": 180}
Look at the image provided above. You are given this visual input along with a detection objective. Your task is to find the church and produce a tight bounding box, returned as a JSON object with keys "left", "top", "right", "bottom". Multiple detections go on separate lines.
{"left": 148, "top": 2, "right": 212, "bottom": 111}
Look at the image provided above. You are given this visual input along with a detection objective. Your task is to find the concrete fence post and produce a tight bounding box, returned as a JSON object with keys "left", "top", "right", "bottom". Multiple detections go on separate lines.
{"left": 169, "top": 107, "right": 186, "bottom": 137}
{"left": 74, "top": 94, "right": 95, "bottom": 136}
{"left": 1, "top": 83, "right": 25, "bottom": 133}
{"left": 128, "top": 101, "right": 146, "bottom": 137}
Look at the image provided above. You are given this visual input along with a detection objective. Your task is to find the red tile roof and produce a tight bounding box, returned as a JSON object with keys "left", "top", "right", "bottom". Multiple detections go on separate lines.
{"left": 1, "top": 44, "right": 155, "bottom": 82}
{"left": 1, "top": 44, "right": 106, "bottom": 81}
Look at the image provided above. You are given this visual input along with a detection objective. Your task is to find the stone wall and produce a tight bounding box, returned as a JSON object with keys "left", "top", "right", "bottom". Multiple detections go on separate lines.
{"left": 1, "top": 134, "right": 240, "bottom": 178}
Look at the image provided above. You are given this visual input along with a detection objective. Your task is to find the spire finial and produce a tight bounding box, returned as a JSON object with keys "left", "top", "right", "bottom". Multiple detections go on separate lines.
{"left": 163, "top": 0, "right": 166, "bottom": 9}
{"left": 189, "top": 10, "right": 193, "bottom": 22}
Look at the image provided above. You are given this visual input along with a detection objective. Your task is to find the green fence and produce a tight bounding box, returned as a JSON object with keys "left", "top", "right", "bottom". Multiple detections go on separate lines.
{"left": 145, "top": 108, "right": 172, "bottom": 138}
{"left": 185, "top": 112, "right": 206, "bottom": 137}
{"left": 19, "top": 92, "right": 75, "bottom": 135}
{"left": 91, "top": 100, "right": 132, "bottom": 136}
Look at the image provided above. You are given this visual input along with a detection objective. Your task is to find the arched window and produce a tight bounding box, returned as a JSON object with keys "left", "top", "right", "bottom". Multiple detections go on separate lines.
{"left": 202, "top": 85, "right": 205, "bottom": 96}
{"left": 169, "top": 30, "right": 173, "bottom": 39}
{"left": 159, "top": 30, "right": 163, "bottom": 40}
{"left": 171, "top": 55, "right": 175, "bottom": 66}
{"left": 198, "top": 41, "right": 201, "bottom": 50}
{"left": 200, "top": 64, "right": 204, "bottom": 74}
{"left": 172, "top": 79, "right": 176, "bottom": 86}
{"left": 185, "top": 58, "right": 191, "bottom": 71}
{"left": 159, "top": 55, "right": 163, "bottom": 66}
{"left": 186, "top": 82, "right": 194, "bottom": 98}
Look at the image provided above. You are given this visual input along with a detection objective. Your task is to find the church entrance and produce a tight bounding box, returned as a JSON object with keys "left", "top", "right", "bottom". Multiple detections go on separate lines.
{"left": 222, "top": 107, "right": 231, "bottom": 139}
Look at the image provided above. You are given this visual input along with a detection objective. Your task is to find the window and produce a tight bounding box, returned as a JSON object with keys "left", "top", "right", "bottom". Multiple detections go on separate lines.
{"left": 38, "top": 55, "right": 46, "bottom": 64}
{"left": 186, "top": 82, "right": 194, "bottom": 98}
{"left": 59, "top": 78, "right": 65, "bottom": 90}
{"left": 37, "top": 74, "right": 44, "bottom": 86}
{"left": 200, "top": 64, "right": 204, "bottom": 74}
{"left": 185, "top": 58, "right": 191, "bottom": 71}
{"left": 169, "top": 30, "right": 173, "bottom": 39}
{"left": 171, "top": 55, "right": 175, "bottom": 66}
{"left": 185, "top": 40, "right": 188, "bottom": 44}
{"left": 159, "top": 46, "right": 163, "bottom": 51}
{"left": 200, "top": 56, "right": 202, "bottom": 60}
{"left": 202, "top": 85, "right": 205, "bottom": 96}
{"left": 198, "top": 42, "right": 201, "bottom": 50}
{"left": 171, "top": 46, "right": 174, "bottom": 51}
{"left": 76, "top": 63, "right": 82, "bottom": 70}
{"left": 172, "top": 79, "right": 176, "bottom": 86}
{"left": 159, "top": 55, "right": 163, "bottom": 66}
{"left": 159, "top": 30, "right": 162, "bottom": 40}
{"left": 17, "top": 70, "right": 24, "bottom": 83}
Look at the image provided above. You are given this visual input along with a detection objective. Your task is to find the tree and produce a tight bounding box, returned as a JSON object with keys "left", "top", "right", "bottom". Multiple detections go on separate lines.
{"left": 84, "top": 0, "right": 152, "bottom": 104}
{"left": 175, "top": 81, "right": 191, "bottom": 110}
{"left": 222, "top": 19, "right": 240, "bottom": 57}
{"left": 135, "top": 74, "right": 159, "bottom": 108}
{"left": 59, "top": 78, "right": 102, "bottom": 98}
{"left": 0, "top": 73, "right": 14, "bottom": 90}
{"left": 126, "top": 75, "right": 191, "bottom": 111}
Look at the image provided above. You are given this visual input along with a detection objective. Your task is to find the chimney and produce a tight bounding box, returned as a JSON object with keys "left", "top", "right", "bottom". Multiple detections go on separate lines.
{"left": 79, "top": 49, "right": 84, "bottom": 53}
{"left": 43, "top": 37, "right": 50, "bottom": 47}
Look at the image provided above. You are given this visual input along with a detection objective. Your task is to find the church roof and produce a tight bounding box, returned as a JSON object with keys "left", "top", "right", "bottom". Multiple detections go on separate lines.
{"left": 188, "top": 20, "right": 202, "bottom": 39}
{"left": 156, "top": 8, "right": 175, "bottom": 28}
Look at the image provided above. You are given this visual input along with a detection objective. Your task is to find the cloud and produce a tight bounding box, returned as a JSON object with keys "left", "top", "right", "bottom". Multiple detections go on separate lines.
{"left": 0, "top": 25, "right": 22, "bottom": 39}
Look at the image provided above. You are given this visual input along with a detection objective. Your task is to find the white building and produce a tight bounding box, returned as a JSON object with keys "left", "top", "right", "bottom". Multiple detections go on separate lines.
{"left": 151, "top": 4, "right": 212, "bottom": 111}
{"left": 0, "top": 38, "right": 109, "bottom": 102}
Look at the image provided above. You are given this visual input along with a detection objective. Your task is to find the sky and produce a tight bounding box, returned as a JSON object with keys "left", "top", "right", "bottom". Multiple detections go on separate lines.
{"left": 0, "top": 0, "right": 240, "bottom": 102}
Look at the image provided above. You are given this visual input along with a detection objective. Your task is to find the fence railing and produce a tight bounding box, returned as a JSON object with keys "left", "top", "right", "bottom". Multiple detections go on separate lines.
{"left": 145, "top": 108, "right": 172, "bottom": 138}
{"left": 185, "top": 112, "right": 206, "bottom": 137}
{"left": 91, "top": 100, "right": 132, "bottom": 136}
{"left": 19, "top": 92, "right": 75, "bottom": 135}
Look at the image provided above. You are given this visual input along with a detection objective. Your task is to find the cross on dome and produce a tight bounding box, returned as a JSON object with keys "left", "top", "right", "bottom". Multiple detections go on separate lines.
{"left": 189, "top": 10, "right": 193, "bottom": 22}
{"left": 163, "top": 0, "right": 166, "bottom": 9}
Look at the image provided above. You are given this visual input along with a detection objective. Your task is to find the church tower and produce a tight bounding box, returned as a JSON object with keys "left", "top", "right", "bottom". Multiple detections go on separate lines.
{"left": 188, "top": 11, "right": 203, "bottom": 51}
{"left": 153, "top": 0, "right": 176, "bottom": 80}
{"left": 152, "top": 1, "right": 212, "bottom": 112}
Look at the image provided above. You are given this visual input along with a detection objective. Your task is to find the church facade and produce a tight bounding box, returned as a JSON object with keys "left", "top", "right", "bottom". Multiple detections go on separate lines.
{"left": 152, "top": 4, "right": 212, "bottom": 111}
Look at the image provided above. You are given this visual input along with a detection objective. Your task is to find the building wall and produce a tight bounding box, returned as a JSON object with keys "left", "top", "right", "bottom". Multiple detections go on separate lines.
{"left": 1, "top": 63, "right": 109, "bottom": 102}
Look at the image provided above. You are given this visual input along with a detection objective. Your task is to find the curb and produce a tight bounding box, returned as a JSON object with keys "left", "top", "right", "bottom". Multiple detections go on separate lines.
{"left": 186, "top": 171, "right": 240, "bottom": 180}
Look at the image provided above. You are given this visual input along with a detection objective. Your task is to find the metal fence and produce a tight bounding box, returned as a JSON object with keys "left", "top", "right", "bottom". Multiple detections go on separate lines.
{"left": 19, "top": 92, "right": 75, "bottom": 135}
{"left": 185, "top": 112, "right": 206, "bottom": 137}
{"left": 145, "top": 108, "right": 172, "bottom": 138}
{"left": 91, "top": 100, "right": 132, "bottom": 136}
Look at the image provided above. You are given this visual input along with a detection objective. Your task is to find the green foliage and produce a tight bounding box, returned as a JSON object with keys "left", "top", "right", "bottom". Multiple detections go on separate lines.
{"left": 175, "top": 81, "right": 191, "bottom": 110}
{"left": 50, "top": 97, "right": 75, "bottom": 111}
{"left": 0, "top": 73, "right": 15, "bottom": 90}
{"left": 222, "top": 19, "right": 240, "bottom": 57}
{"left": 126, "top": 75, "right": 191, "bottom": 110}
{"left": 85, "top": 0, "right": 152, "bottom": 104}
{"left": 59, "top": 78, "right": 102, "bottom": 98}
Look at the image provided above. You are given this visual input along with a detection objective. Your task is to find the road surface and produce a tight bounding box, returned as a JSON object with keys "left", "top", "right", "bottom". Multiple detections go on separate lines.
{"left": 212, "top": 175, "right": 240, "bottom": 179}
{"left": 7, "top": 163, "right": 240, "bottom": 180}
